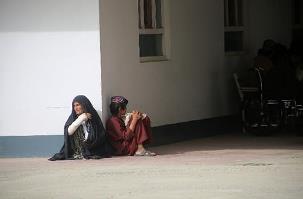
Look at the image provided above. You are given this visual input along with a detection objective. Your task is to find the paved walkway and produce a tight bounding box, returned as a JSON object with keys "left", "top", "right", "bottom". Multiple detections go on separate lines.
{"left": 1, "top": 133, "right": 303, "bottom": 199}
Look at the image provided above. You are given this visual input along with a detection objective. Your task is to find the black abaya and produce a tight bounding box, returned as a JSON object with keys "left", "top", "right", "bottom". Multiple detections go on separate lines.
{"left": 48, "top": 95, "right": 112, "bottom": 160}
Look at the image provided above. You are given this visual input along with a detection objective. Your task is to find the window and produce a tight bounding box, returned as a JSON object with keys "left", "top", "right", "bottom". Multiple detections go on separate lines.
{"left": 138, "top": 0, "right": 168, "bottom": 62}
{"left": 224, "top": 0, "right": 245, "bottom": 54}
{"left": 292, "top": 0, "right": 303, "bottom": 41}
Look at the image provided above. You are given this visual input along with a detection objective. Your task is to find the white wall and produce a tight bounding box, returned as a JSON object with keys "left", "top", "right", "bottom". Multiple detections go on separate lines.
{"left": 100, "top": 0, "right": 228, "bottom": 126}
{"left": 0, "top": 0, "right": 102, "bottom": 136}
{"left": 0, "top": 0, "right": 292, "bottom": 136}
{"left": 100, "top": 0, "right": 293, "bottom": 127}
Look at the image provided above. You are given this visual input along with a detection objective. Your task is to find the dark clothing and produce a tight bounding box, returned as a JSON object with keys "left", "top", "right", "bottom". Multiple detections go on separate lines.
{"left": 256, "top": 43, "right": 297, "bottom": 100}
{"left": 49, "top": 95, "right": 112, "bottom": 161}
{"left": 70, "top": 127, "right": 86, "bottom": 159}
{"left": 106, "top": 116, "right": 152, "bottom": 155}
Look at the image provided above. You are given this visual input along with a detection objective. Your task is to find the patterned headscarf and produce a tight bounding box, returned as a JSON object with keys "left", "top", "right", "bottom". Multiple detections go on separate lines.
{"left": 111, "top": 96, "right": 128, "bottom": 105}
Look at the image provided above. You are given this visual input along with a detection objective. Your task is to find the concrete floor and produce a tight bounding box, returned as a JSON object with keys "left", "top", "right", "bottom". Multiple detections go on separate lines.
{"left": 1, "top": 133, "right": 303, "bottom": 199}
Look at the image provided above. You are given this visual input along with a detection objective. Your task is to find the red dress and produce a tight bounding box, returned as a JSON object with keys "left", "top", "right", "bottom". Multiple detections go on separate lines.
{"left": 106, "top": 116, "right": 152, "bottom": 155}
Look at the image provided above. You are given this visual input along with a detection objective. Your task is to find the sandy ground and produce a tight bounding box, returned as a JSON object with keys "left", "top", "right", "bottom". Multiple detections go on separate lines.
{"left": 1, "top": 133, "right": 303, "bottom": 199}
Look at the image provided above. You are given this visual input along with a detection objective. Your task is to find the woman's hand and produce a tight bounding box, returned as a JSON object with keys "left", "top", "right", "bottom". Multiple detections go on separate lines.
{"left": 129, "top": 111, "right": 141, "bottom": 132}
{"left": 78, "top": 113, "right": 91, "bottom": 122}
{"left": 131, "top": 111, "right": 141, "bottom": 121}
{"left": 85, "top": 113, "right": 92, "bottom": 120}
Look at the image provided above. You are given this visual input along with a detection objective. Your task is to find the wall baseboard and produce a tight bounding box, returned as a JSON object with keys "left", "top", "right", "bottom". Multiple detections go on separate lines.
{"left": 150, "top": 115, "right": 240, "bottom": 146}
{"left": 0, "top": 115, "right": 240, "bottom": 158}
{"left": 0, "top": 135, "right": 64, "bottom": 158}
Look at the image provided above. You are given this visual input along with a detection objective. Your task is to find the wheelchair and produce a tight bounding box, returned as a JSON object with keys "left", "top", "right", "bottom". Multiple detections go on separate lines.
{"left": 234, "top": 67, "right": 303, "bottom": 135}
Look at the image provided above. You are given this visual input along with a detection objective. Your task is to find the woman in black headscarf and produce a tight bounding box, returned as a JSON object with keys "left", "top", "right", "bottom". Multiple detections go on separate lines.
{"left": 48, "top": 95, "right": 112, "bottom": 161}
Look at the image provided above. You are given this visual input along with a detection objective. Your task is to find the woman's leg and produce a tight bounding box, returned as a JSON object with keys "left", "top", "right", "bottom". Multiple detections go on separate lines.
{"left": 132, "top": 117, "right": 155, "bottom": 155}
{"left": 134, "top": 119, "right": 151, "bottom": 144}
{"left": 142, "top": 116, "right": 152, "bottom": 143}
{"left": 126, "top": 117, "right": 152, "bottom": 155}
{"left": 71, "top": 128, "right": 85, "bottom": 159}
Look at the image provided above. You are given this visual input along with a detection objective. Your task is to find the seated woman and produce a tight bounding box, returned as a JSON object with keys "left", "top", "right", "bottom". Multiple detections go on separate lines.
{"left": 48, "top": 95, "right": 111, "bottom": 161}
{"left": 106, "top": 96, "right": 156, "bottom": 156}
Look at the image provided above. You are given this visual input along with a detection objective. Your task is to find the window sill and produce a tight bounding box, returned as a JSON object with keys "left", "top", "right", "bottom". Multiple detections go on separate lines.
{"left": 224, "top": 26, "right": 244, "bottom": 31}
{"left": 140, "top": 56, "right": 168, "bottom": 63}
{"left": 225, "top": 51, "right": 248, "bottom": 56}
{"left": 139, "top": 28, "right": 164, "bottom": 34}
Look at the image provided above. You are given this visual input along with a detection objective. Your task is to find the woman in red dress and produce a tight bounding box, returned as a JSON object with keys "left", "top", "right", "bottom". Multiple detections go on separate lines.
{"left": 106, "top": 96, "right": 156, "bottom": 156}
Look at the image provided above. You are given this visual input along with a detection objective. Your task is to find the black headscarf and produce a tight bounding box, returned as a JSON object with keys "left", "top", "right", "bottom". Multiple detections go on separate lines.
{"left": 49, "top": 95, "right": 112, "bottom": 160}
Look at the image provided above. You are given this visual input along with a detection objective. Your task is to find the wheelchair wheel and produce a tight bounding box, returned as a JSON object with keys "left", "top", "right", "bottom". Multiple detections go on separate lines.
{"left": 244, "top": 99, "right": 280, "bottom": 136}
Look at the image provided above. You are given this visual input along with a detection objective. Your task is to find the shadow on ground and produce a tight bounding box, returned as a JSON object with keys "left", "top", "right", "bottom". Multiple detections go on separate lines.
{"left": 151, "top": 132, "right": 303, "bottom": 156}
